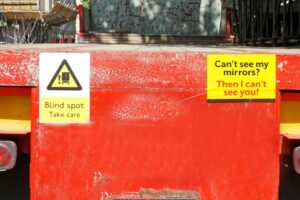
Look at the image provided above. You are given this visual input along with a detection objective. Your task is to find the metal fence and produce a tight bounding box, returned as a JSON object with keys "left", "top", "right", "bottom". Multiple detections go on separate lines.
{"left": 230, "top": 0, "right": 300, "bottom": 46}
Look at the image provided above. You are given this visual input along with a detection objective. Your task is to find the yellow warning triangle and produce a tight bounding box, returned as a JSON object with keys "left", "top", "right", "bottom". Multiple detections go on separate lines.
{"left": 47, "top": 59, "right": 82, "bottom": 91}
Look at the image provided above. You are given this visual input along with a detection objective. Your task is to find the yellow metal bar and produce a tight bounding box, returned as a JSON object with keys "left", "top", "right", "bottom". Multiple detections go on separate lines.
{"left": 281, "top": 102, "right": 300, "bottom": 136}
{"left": 0, "top": 96, "right": 30, "bottom": 134}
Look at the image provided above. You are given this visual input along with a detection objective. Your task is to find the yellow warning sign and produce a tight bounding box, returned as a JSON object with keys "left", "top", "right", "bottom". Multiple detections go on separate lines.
{"left": 207, "top": 54, "right": 276, "bottom": 100}
{"left": 47, "top": 59, "right": 82, "bottom": 90}
{"left": 40, "top": 97, "right": 89, "bottom": 123}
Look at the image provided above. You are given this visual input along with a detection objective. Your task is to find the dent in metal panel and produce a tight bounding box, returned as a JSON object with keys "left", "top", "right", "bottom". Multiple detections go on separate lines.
{"left": 107, "top": 189, "right": 200, "bottom": 200}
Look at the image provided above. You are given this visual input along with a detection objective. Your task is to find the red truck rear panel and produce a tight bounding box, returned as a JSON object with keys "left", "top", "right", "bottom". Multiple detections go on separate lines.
{"left": 2, "top": 45, "right": 298, "bottom": 200}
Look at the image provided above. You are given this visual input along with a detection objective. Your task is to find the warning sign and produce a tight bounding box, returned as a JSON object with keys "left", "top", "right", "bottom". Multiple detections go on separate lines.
{"left": 39, "top": 53, "right": 90, "bottom": 123}
{"left": 47, "top": 59, "right": 82, "bottom": 90}
{"left": 207, "top": 54, "right": 276, "bottom": 100}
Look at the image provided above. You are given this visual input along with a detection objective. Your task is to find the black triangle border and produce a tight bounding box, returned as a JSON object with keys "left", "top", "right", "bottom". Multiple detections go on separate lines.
{"left": 47, "top": 59, "right": 82, "bottom": 91}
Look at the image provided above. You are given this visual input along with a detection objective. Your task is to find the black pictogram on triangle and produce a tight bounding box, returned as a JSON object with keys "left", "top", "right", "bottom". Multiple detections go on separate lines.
{"left": 47, "top": 59, "right": 82, "bottom": 91}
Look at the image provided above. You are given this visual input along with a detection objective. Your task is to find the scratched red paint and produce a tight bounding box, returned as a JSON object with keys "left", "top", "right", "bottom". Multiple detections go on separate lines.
{"left": 90, "top": 52, "right": 205, "bottom": 89}
{"left": 0, "top": 50, "right": 39, "bottom": 86}
{"left": 0, "top": 47, "right": 291, "bottom": 200}
{"left": 277, "top": 55, "right": 300, "bottom": 90}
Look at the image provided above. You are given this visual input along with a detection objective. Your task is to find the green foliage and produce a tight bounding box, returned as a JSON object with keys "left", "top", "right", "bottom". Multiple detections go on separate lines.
{"left": 81, "top": 0, "right": 91, "bottom": 9}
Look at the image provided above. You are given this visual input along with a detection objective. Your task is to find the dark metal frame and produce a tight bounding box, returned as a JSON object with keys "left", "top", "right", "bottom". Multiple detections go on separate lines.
{"left": 231, "top": 0, "right": 300, "bottom": 46}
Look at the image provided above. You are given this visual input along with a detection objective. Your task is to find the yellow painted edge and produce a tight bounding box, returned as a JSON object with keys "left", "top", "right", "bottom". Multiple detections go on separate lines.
{"left": 280, "top": 123, "right": 300, "bottom": 135}
{"left": 0, "top": 119, "right": 30, "bottom": 134}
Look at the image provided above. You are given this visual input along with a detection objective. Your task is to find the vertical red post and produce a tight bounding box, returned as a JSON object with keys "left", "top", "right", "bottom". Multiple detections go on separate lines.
{"left": 61, "top": 35, "right": 66, "bottom": 43}
{"left": 226, "top": 7, "right": 232, "bottom": 35}
{"left": 77, "top": 5, "right": 84, "bottom": 34}
{"left": 69, "top": 36, "right": 74, "bottom": 43}
{"left": 51, "top": 37, "right": 58, "bottom": 43}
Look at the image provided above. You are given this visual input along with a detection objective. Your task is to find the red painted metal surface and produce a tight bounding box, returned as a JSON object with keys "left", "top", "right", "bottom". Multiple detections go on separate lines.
{"left": 0, "top": 87, "right": 31, "bottom": 96}
{"left": 277, "top": 55, "right": 300, "bottom": 90}
{"left": 0, "top": 50, "right": 39, "bottom": 87}
{"left": 31, "top": 89, "right": 279, "bottom": 200}
{"left": 2, "top": 46, "right": 299, "bottom": 200}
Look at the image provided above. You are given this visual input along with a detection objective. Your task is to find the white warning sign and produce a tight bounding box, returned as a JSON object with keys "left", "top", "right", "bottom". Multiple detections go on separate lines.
{"left": 39, "top": 53, "right": 90, "bottom": 124}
